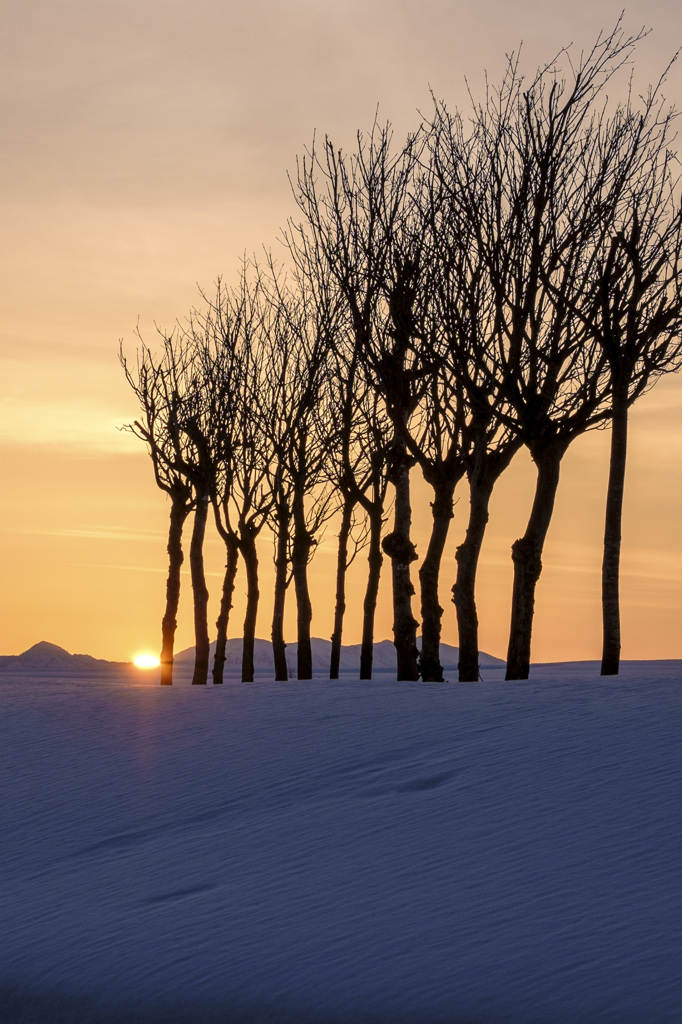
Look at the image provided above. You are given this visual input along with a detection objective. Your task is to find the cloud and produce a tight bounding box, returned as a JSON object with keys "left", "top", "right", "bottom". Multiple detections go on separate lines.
{"left": 27, "top": 526, "right": 165, "bottom": 542}
{"left": 64, "top": 561, "right": 226, "bottom": 579}
{"left": 0, "top": 395, "right": 140, "bottom": 452}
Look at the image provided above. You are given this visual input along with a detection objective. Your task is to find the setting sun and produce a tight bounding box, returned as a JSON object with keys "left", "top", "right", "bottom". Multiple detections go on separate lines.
{"left": 133, "top": 653, "right": 160, "bottom": 669}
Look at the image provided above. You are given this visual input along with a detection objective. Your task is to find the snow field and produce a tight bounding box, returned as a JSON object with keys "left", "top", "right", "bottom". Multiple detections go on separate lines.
{"left": 1, "top": 662, "right": 681, "bottom": 1023}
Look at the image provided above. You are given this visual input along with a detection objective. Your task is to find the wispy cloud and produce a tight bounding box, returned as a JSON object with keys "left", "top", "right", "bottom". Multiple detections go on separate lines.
{"left": 32, "top": 526, "right": 166, "bottom": 542}
{"left": 64, "top": 562, "right": 226, "bottom": 579}
{"left": 65, "top": 562, "right": 168, "bottom": 575}
{"left": 0, "top": 396, "right": 139, "bottom": 452}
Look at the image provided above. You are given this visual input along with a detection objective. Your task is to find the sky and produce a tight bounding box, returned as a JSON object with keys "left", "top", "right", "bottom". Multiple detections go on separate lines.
{"left": 1, "top": 0, "right": 682, "bottom": 663}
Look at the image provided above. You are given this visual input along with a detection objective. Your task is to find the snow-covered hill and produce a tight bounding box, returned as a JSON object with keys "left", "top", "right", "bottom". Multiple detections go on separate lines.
{"left": 0, "top": 641, "right": 130, "bottom": 674}
{"left": 174, "top": 636, "right": 505, "bottom": 676}
{"left": 2, "top": 661, "right": 682, "bottom": 1022}
{"left": 0, "top": 637, "right": 503, "bottom": 680}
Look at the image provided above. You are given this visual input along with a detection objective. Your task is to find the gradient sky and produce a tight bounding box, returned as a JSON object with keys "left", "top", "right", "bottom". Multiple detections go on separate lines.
{"left": 2, "top": 0, "right": 682, "bottom": 662}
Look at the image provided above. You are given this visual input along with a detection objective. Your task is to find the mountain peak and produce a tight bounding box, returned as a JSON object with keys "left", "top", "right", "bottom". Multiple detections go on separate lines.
{"left": 0, "top": 641, "right": 129, "bottom": 675}
{"left": 21, "top": 641, "right": 71, "bottom": 657}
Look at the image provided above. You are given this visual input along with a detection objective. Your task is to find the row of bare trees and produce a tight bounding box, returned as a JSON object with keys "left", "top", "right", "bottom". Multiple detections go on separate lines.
{"left": 122, "top": 23, "right": 682, "bottom": 685}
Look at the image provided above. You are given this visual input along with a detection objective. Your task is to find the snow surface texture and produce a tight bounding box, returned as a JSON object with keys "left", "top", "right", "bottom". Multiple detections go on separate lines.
{"left": 2, "top": 662, "right": 682, "bottom": 1023}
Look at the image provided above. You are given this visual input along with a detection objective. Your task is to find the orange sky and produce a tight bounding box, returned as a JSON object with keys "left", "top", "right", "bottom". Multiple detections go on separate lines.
{"left": 1, "top": 0, "right": 681, "bottom": 662}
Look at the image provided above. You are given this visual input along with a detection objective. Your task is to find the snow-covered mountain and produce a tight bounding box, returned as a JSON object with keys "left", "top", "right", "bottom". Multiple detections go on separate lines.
{"left": 174, "top": 636, "right": 504, "bottom": 675}
{"left": 1, "top": 637, "right": 504, "bottom": 678}
{"left": 0, "top": 641, "right": 129, "bottom": 674}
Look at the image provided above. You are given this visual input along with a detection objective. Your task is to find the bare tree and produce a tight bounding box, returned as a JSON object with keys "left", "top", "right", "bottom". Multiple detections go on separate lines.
{"left": 387, "top": 323, "right": 468, "bottom": 681}
{"left": 120, "top": 337, "right": 197, "bottom": 685}
{"left": 555, "top": 80, "right": 682, "bottom": 674}
{"left": 325, "top": 337, "right": 392, "bottom": 678}
{"left": 386, "top": 163, "right": 468, "bottom": 682}
{"left": 166, "top": 342, "right": 216, "bottom": 686}
{"left": 491, "top": 32, "right": 682, "bottom": 677}
{"left": 267, "top": 465, "right": 295, "bottom": 681}
{"left": 188, "top": 273, "right": 275, "bottom": 684}
{"left": 261, "top": 267, "right": 338, "bottom": 680}
{"left": 597, "top": 223, "right": 682, "bottom": 673}
{"left": 441, "top": 25, "right": 654, "bottom": 680}
{"left": 329, "top": 504, "right": 367, "bottom": 678}
{"left": 290, "top": 122, "right": 432, "bottom": 680}
{"left": 425, "top": 104, "right": 525, "bottom": 681}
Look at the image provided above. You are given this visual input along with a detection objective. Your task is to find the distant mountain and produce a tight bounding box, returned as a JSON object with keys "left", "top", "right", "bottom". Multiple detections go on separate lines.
{"left": 0, "top": 637, "right": 504, "bottom": 678}
{"left": 0, "top": 641, "right": 130, "bottom": 674}
{"left": 174, "top": 638, "right": 280, "bottom": 674}
{"left": 174, "top": 636, "right": 504, "bottom": 676}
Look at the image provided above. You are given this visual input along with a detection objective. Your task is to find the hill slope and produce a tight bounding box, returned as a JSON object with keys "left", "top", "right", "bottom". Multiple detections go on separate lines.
{"left": 0, "top": 641, "right": 129, "bottom": 674}
{"left": 2, "top": 661, "right": 682, "bottom": 1022}
{"left": 174, "top": 636, "right": 504, "bottom": 676}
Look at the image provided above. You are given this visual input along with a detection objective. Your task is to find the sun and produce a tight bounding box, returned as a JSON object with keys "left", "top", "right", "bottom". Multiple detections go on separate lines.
{"left": 133, "top": 653, "right": 160, "bottom": 669}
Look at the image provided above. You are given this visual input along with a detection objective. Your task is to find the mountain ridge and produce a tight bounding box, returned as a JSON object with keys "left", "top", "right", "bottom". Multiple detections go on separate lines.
{"left": 174, "top": 636, "right": 505, "bottom": 674}
{"left": 0, "top": 638, "right": 505, "bottom": 676}
{"left": 0, "top": 641, "right": 132, "bottom": 674}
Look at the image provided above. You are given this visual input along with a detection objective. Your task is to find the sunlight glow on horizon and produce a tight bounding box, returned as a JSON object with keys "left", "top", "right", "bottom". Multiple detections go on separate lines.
{"left": 133, "top": 653, "right": 160, "bottom": 669}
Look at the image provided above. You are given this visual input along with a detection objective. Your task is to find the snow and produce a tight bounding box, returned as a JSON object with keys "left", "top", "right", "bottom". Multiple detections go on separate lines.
{"left": 0, "top": 641, "right": 130, "bottom": 675}
{"left": 172, "top": 636, "right": 505, "bottom": 676}
{"left": 2, "top": 660, "right": 682, "bottom": 1023}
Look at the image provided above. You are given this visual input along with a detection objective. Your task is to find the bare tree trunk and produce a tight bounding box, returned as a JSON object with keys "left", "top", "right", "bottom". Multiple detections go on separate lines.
{"left": 453, "top": 477, "right": 494, "bottom": 682}
{"left": 330, "top": 500, "right": 354, "bottom": 679}
{"left": 271, "top": 516, "right": 289, "bottom": 681}
{"left": 419, "top": 481, "right": 457, "bottom": 682}
{"left": 241, "top": 533, "right": 260, "bottom": 683}
{"left": 190, "top": 493, "right": 211, "bottom": 685}
{"left": 360, "top": 506, "right": 383, "bottom": 680}
{"left": 292, "top": 511, "right": 313, "bottom": 680}
{"left": 160, "top": 497, "right": 189, "bottom": 685}
{"left": 601, "top": 388, "right": 629, "bottom": 676}
{"left": 382, "top": 443, "right": 419, "bottom": 681}
{"left": 506, "top": 446, "right": 564, "bottom": 681}
{"left": 212, "top": 538, "right": 239, "bottom": 685}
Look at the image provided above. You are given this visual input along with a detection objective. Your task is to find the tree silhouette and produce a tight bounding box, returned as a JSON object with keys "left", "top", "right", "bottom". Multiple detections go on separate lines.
{"left": 597, "top": 216, "right": 682, "bottom": 674}
{"left": 189, "top": 273, "right": 275, "bottom": 684}
{"left": 422, "top": 105, "right": 525, "bottom": 680}
{"left": 121, "top": 21, "right": 682, "bottom": 684}
{"left": 120, "top": 337, "right": 197, "bottom": 685}
{"left": 559, "top": 85, "right": 682, "bottom": 674}
{"left": 291, "top": 122, "right": 429, "bottom": 680}
{"left": 439, "top": 25, "right": 658, "bottom": 680}
{"left": 324, "top": 335, "right": 392, "bottom": 678}
{"left": 260, "top": 266, "right": 338, "bottom": 680}
{"left": 160, "top": 336, "right": 215, "bottom": 686}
